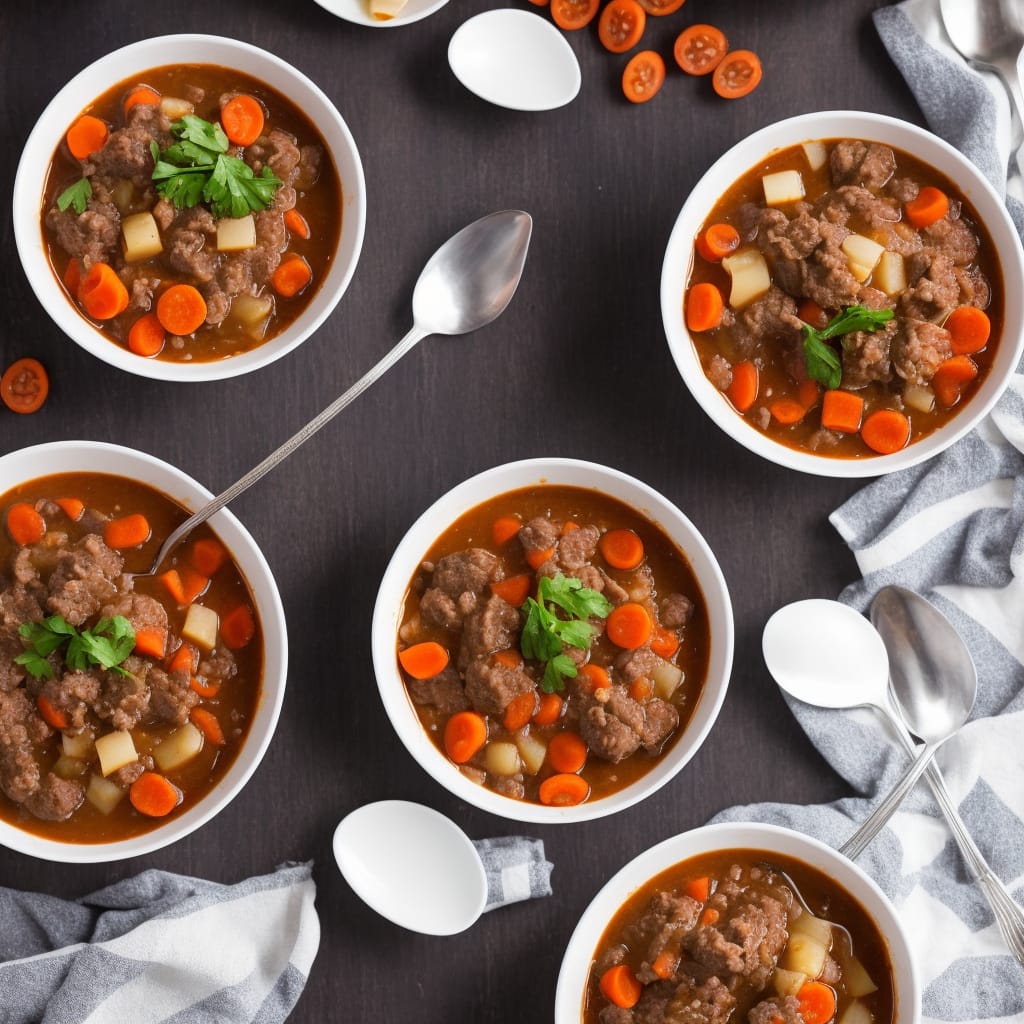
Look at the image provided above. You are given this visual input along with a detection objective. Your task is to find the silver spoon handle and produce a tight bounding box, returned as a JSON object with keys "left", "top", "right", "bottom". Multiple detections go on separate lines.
{"left": 840, "top": 741, "right": 939, "bottom": 861}
{"left": 149, "top": 324, "right": 428, "bottom": 569}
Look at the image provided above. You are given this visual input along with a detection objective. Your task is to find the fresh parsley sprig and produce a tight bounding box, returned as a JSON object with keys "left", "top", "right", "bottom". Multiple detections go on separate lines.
{"left": 150, "top": 115, "right": 281, "bottom": 220}
{"left": 57, "top": 178, "right": 93, "bottom": 215}
{"left": 519, "top": 574, "right": 612, "bottom": 693}
{"left": 802, "top": 305, "right": 895, "bottom": 390}
{"left": 16, "top": 615, "right": 136, "bottom": 681}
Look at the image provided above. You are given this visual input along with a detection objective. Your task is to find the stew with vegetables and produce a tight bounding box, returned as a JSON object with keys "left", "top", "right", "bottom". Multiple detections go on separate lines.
{"left": 396, "top": 486, "right": 710, "bottom": 807}
{"left": 0, "top": 473, "right": 262, "bottom": 842}
{"left": 42, "top": 64, "right": 343, "bottom": 363}
{"left": 685, "top": 137, "right": 1002, "bottom": 458}
{"left": 585, "top": 850, "right": 895, "bottom": 1024}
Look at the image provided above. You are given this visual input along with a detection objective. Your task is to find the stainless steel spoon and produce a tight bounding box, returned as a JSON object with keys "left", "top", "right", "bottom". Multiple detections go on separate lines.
{"left": 133, "top": 210, "right": 533, "bottom": 576}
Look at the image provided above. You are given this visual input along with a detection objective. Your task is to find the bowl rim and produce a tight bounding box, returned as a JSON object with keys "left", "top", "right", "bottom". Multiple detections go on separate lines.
{"left": 0, "top": 440, "right": 288, "bottom": 862}
{"left": 660, "top": 108, "right": 1024, "bottom": 479}
{"left": 554, "top": 820, "right": 922, "bottom": 1024}
{"left": 12, "top": 32, "right": 367, "bottom": 383}
{"left": 371, "top": 456, "right": 734, "bottom": 824}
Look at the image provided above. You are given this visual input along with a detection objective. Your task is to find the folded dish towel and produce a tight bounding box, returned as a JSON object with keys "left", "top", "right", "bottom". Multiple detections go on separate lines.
{"left": 716, "top": 3, "right": 1024, "bottom": 1019}
{"left": 474, "top": 836, "right": 554, "bottom": 911}
{"left": 0, "top": 861, "right": 319, "bottom": 1024}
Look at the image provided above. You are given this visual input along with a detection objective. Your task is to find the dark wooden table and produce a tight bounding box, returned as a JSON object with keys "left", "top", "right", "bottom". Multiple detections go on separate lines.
{"left": 0, "top": 1, "right": 921, "bottom": 1020}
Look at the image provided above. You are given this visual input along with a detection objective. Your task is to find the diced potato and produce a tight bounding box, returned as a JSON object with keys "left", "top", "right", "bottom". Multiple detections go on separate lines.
{"left": 838, "top": 1000, "right": 873, "bottom": 1024}
{"left": 86, "top": 773, "right": 127, "bottom": 815}
{"left": 652, "top": 660, "right": 683, "bottom": 700}
{"left": 485, "top": 741, "right": 521, "bottom": 777}
{"left": 94, "top": 730, "right": 138, "bottom": 777}
{"left": 122, "top": 211, "right": 163, "bottom": 262}
{"left": 516, "top": 732, "right": 547, "bottom": 775}
{"left": 153, "top": 721, "right": 204, "bottom": 772}
{"left": 772, "top": 967, "right": 807, "bottom": 997}
{"left": 722, "top": 248, "right": 771, "bottom": 310}
{"left": 216, "top": 215, "right": 257, "bottom": 252}
{"left": 370, "top": 0, "right": 408, "bottom": 18}
{"left": 837, "top": 950, "right": 879, "bottom": 998}
{"left": 53, "top": 754, "right": 87, "bottom": 780}
{"left": 841, "top": 234, "right": 884, "bottom": 280}
{"left": 903, "top": 383, "right": 935, "bottom": 413}
{"left": 791, "top": 911, "right": 835, "bottom": 947}
{"left": 62, "top": 729, "right": 95, "bottom": 759}
{"left": 231, "top": 293, "right": 274, "bottom": 327}
{"left": 802, "top": 140, "right": 828, "bottom": 171}
{"left": 781, "top": 933, "right": 829, "bottom": 979}
{"left": 160, "top": 96, "right": 194, "bottom": 120}
{"left": 183, "top": 603, "right": 219, "bottom": 650}
{"left": 762, "top": 169, "right": 805, "bottom": 206}
{"left": 874, "top": 250, "right": 907, "bottom": 296}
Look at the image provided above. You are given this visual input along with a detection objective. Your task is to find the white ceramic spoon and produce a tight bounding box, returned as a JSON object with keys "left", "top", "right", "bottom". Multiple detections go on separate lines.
{"left": 333, "top": 800, "right": 487, "bottom": 935}
{"left": 448, "top": 9, "right": 581, "bottom": 111}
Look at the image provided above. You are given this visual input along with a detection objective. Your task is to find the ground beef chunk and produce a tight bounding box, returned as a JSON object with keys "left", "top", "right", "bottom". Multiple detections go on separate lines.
{"left": 44, "top": 200, "right": 120, "bottom": 268}
{"left": 109, "top": 761, "right": 146, "bottom": 787}
{"left": 0, "top": 689, "right": 43, "bottom": 803}
{"left": 581, "top": 686, "right": 679, "bottom": 762}
{"left": 558, "top": 524, "right": 600, "bottom": 571}
{"left": 660, "top": 593, "right": 693, "bottom": 629}
{"left": 148, "top": 665, "right": 198, "bottom": 725}
{"left": 519, "top": 517, "right": 560, "bottom": 559}
{"left": 0, "top": 627, "right": 27, "bottom": 693}
{"left": 830, "top": 140, "right": 896, "bottom": 189}
{"left": 164, "top": 205, "right": 219, "bottom": 284}
{"left": 418, "top": 588, "right": 464, "bottom": 631}
{"left": 39, "top": 671, "right": 101, "bottom": 731}
{"left": 197, "top": 646, "right": 237, "bottom": 682}
{"left": 84, "top": 102, "right": 170, "bottom": 187}
{"left": 819, "top": 185, "right": 900, "bottom": 229}
{"left": 886, "top": 175, "right": 919, "bottom": 203}
{"left": 0, "top": 583, "right": 45, "bottom": 628}
{"left": 247, "top": 128, "right": 302, "bottom": 186}
{"left": 459, "top": 594, "right": 521, "bottom": 667}
{"left": 707, "top": 354, "right": 732, "bottom": 392}
{"left": 923, "top": 213, "right": 979, "bottom": 266}
{"left": 95, "top": 658, "right": 151, "bottom": 730}
{"left": 666, "top": 973, "right": 736, "bottom": 1024}
{"left": 576, "top": 564, "right": 606, "bottom": 594}
{"left": 463, "top": 657, "right": 535, "bottom": 715}
{"left": 406, "top": 665, "right": 469, "bottom": 714}
{"left": 492, "top": 774, "right": 525, "bottom": 800}
{"left": 420, "top": 549, "right": 501, "bottom": 630}
{"left": 748, "top": 995, "right": 803, "bottom": 1024}
{"left": 598, "top": 1007, "right": 634, "bottom": 1024}
{"left": 46, "top": 535, "right": 124, "bottom": 626}
{"left": 891, "top": 319, "right": 952, "bottom": 385}
{"left": 900, "top": 249, "right": 960, "bottom": 321}
{"left": 615, "top": 645, "right": 661, "bottom": 682}
{"left": 728, "top": 287, "right": 802, "bottom": 355}
{"left": 955, "top": 266, "right": 991, "bottom": 309}
{"left": 24, "top": 772, "right": 84, "bottom": 821}
{"left": 99, "top": 591, "right": 168, "bottom": 639}
{"left": 641, "top": 699, "right": 680, "bottom": 752}
{"left": 294, "top": 145, "right": 323, "bottom": 191}
{"left": 799, "top": 219, "right": 863, "bottom": 309}
{"left": 841, "top": 318, "right": 898, "bottom": 388}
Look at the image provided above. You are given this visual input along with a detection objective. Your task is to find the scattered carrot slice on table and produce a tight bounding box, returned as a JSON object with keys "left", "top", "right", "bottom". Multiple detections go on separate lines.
{"left": 598, "top": 0, "right": 646, "bottom": 54}
{"left": 492, "top": 515, "right": 522, "bottom": 545}
{"left": 860, "top": 408, "right": 911, "bottom": 454}
{"left": 271, "top": 256, "right": 313, "bottom": 298}
{"left": 650, "top": 626, "right": 679, "bottom": 659}
{"left": 190, "top": 706, "right": 226, "bottom": 746}
{"left": 6, "top": 502, "right": 45, "bottom": 546}
{"left": 104, "top": 513, "right": 151, "bottom": 549}
{"left": 398, "top": 640, "right": 449, "bottom": 679}
{"left": 622, "top": 50, "right": 666, "bottom": 103}
{"left": 904, "top": 185, "right": 948, "bottom": 228}
{"left": 221, "top": 604, "right": 256, "bottom": 650}
{"left": 945, "top": 305, "right": 991, "bottom": 355}
{"left": 55, "top": 498, "right": 84, "bottom": 521}
{"left": 821, "top": 389, "right": 865, "bottom": 434}
{"left": 129, "top": 772, "right": 182, "bottom": 817}
{"left": 66, "top": 115, "right": 108, "bottom": 160}
{"left": 444, "top": 710, "right": 488, "bottom": 763}
{"left": 538, "top": 772, "right": 590, "bottom": 806}
{"left": 503, "top": 692, "right": 537, "bottom": 731}
{"left": 599, "top": 964, "right": 642, "bottom": 1009}
{"left": 37, "top": 695, "right": 69, "bottom": 730}
{"left": 696, "top": 223, "right": 740, "bottom": 262}
{"left": 533, "top": 691, "right": 563, "bottom": 725}
{"left": 491, "top": 574, "right": 532, "bottom": 607}
{"left": 284, "top": 208, "right": 311, "bottom": 240}
{"left": 79, "top": 262, "right": 129, "bottom": 320}
{"left": 123, "top": 86, "right": 161, "bottom": 114}
{"left": 189, "top": 538, "right": 227, "bottom": 576}
{"left": 157, "top": 284, "right": 207, "bottom": 336}
{"left": 127, "top": 312, "right": 166, "bottom": 357}
{"left": 931, "top": 354, "right": 979, "bottom": 407}
{"left": 606, "top": 602, "right": 653, "bottom": 649}
{"left": 686, "top": 282, "right": 724, "bottom": 332}
{"left": 600, "top": 529, "right": 645, "bottom": 570}
{"left": 726, "top": 360, "right": 758, "bottom": 412}
{"left": 547, "top": 731, "right": 588, "bottom": 773}
{"left": 796, "top": 980, "right": 838, "bottom": 1024}
{"left": 220, "top": 94, "right": 265, "bottom": 146}
{"left": 674, "top": 23, "right": 728, "bottom": 75}
{"left": 550, "top": 0, "right": 599, "bottom": 30}
{"left": 712, "top": 49, "right": 763, "bottom": 99}
{"left": 769, "top": 398, "right": 807, "bottom": 426}
{"left": 134, "top": 628, "right": 167, "bottom": 660}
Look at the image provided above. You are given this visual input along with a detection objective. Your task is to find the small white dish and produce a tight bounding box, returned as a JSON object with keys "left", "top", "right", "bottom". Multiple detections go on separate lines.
{"left": 448, "top": 9, "right": 581, "bottom": 111}
{"left": 311, "top": 0, "right": 449, "bottom": 28}
{"left": 333, "top": 800, "right": 487, "bottom": 935}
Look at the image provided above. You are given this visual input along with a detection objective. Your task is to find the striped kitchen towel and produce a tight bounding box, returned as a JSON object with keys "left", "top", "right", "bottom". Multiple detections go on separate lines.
{"left": 716, "top": 2, "right": 1024, "bottom": 1019}
{"left": 0, "top": 861, "right": 318, "bottom": 1024}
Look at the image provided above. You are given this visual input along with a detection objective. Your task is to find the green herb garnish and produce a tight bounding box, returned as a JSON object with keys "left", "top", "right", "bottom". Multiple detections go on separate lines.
{"left": 56, "top": 178, "right": 93, "bottom": 215}
{"left": 802, "top": 305, "right": 895, "bottom": 389}
{"left": 520, "top": 574, "right": 613, "bottom": 693}
{"left": 150, "top": 115, "right": 281, "bottom": 219}
{"left": 15, "top": 615, "right": 136, "bottom": 681}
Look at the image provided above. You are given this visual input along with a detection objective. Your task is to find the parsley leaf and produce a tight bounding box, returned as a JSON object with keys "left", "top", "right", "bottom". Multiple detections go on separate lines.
{"left": 15, "top": 615, "right": 136, "bottom": 680}
{"left": 801, "top": 305, "right": 895, "bottom": 389}
{"left": 56, "top": 178, "right": 93, "bottom": 215}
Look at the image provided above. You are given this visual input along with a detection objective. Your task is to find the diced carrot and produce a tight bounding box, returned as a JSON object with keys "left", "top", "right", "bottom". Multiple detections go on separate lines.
{"left": 134, "top": 628, "right": 167, "bottom": 660}
{"left": 79, "top": 262, "right": 129, "bottom": 320}
{"left": 599, "top": 964, "right": 642, "bottom": 1009}
{"left": 684, "top": 876, "right": 711, "bottom": 902}
{"left": 188, "top": 538, "right": 227, "bottom": 576}
{"left": 444, "top": 711, "right": 487, "bottom": 763}
{"left": 532, "top": 691, "right": 563, "bottom": 726}
{"left": 124, "top": 86, "right": 161, "bottom": 114}
{"left": 37, "top": 695, "right": 69, "bottom": 730}
{"left": 220, "top": 605, "right": 256, "bottom": 650}
{"left": 699, "top": 907, "right": 720, "bottom": 926}
{"left": 6, "top": 503, "right": 45, "bottom": 546}
{"left": 796, "top": 981, "right": 838, "bottom": 1024}
{"left": 905, "top": 186, "right": 949, "bottom": 228}
{"left": 769, "top": 398, "right": 807, "bottom": 425}
{"left": 190, "top": 676, "right": 221, "bottom": 699}
{"left": 686, "top": 282, "right": 724, "bottom": 333}
{"left": 931, "top": 354, "right": 979, "bottom": 408}
{"left": 560, "top": 520, "right": 580, "bottom": 535}
{"left": 168, "top": 643, "right": 197, "bottom": 675}
{"left": 63, "top": 258, "right": 82, "bottom": 296}
{"left": 103, "top": 513, "right": 151, "bottom": 549}
{"left": 503, "top": 692, "right": 537, "bottom": 731}
{"left": 547, "top": 731, "right": 588, "bottom": 773}
{"left": 491, "top": 515, "right": 522, "bottom": 545}
{"left": 946, "top": 306, "right": 991, "bottom": 355}
{"left": 491, "top": 574, "right": 531, "bottom": 607}
{"left": 600, "top": 529, "right": 645, "bottom": 570}
{"left": 538, "top": 772, "right": 590, "bottom": 807}
{"left": 797, "top": 298, "right": 829, "bottom": 330}
{"left": 577, "top": 663, "right": 611, "bottom": 693}
{"left": 55, "top": 498, "right": 84, "bottom": 521}
{"left": 860, "top": 408, "right": 911, "bottom": 454}
{"left": 650, "top": 626, "right": 679, "bottom": 659}
{"left": 398, "top": 640, "right": 449, "bottom": 679}
{"left": 284, "top": 208, "right": 311, "bottom": 240}
{"left": 629, "top": 677, "right": 654, "bottom": 702}
{"left": 127, "top": 312, "right": 166, "bottom": 357}
{"left": 797, "top": 378, "right": 821, "bottom": 410}
{"left": 726, "top": 360, "right": 758, "bottom": 412}
{"left": 66, "top": 115, "right": 108, "bottom": 160}
{"left": 129, "top": 772, "right": 182, "bottom": 817}
{"left": 606, "top": 603, "right": 653, "bottom": 649}
{"left": 271, "top": 256, "right": 312, "bottom": 298}
{"left": 820, "top": 389, "right": 865, "bottom": 434}
{"left": 525, "top": 546, "right": 554, "bottom": 570}
{"left": 493, "top": 649, "right": 524, "bottom": 669}
{"left": 190, "top": 706, "right": 226, "bottom": 746}
{"left": 695, "top": 223, "right": 740, "bottom": 263}
{"left": 651, "top": 949, "right": 678, "bottom": 980}
{"left": 158, "top": 568, "right": 209, "bottom": 605}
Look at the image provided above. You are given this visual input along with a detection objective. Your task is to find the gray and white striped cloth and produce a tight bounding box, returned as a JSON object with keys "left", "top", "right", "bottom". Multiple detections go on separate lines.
{"left": 718, "top": 2, "right": 1024, "bottom": 1019}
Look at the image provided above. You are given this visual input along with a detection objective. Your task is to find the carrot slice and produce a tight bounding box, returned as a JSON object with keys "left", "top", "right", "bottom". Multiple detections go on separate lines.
{"left": 220, "top": 604, "right": 256, "bottom": 650}
{"left": 726, "top": 360, "right": 758, "bottom": 412}
{"left": 134, "top": 628, "right": 167, "bottom": 660}
{"left": 493, "top": 649, "right": 524, "bottom": 669}
{"left": 700, "top": 907, "right": 720, "bottom": 926}
{"left": 622, "top": 50, "right": 666, "bottom": 104}
{"left": 157, "top": 284, "right": 207, "bottom": 336}
{"left": 945, "top": 306, "right": 991, "bottom": 355}
{"left": 547, "top": 731, "right": 588, "bottom": 773}
{"left": 769, "top": 398, "right": 807, "bottom": 425}
{"left": 103, "top": 513, "right": 151, "bottom": 549}
{"left": 492, "top": 515, "right": 522, "bottom": 545}
{"left": 797, "top": 981, "right": 838, "bottom": 1024}
{"left": 158, "top": 568, "right": 209, "bottom": 605}
{"left": 712, "top": 49, "right": 763, "bottom": 99}
{"left": 821, "top": 389, "right": 864, "bottom": 434}
{"left": 189, "top": 538, "right": 227, "bottom": 576}
{"left": 651, "top": 949, "right": 678, "bottom": 980}
{"left": 686, "top": 282, "right": 724, "bottom": 332}
{"left": 550, "top": 0, "right": 599, "bottom": 30}
{"left": 598, "top": 0, "right": 646, "bottom": 53}
{"left": 525, "top": 546, "right": 555, "bottom": 570}
{"left": 190, "top": 706, "right": 226, "bottom": 746}
{"left": 271, "top": 256, "right": 313, "bottom": 298}
{"left": 398, "top": 641, "right": 449, "bottom": 679}
{"left": 905, "top": 186, "right": 949, "bottom": 229}
{"left": 797, "top": 378, "right": 821, "bottom": 410}
{"left": 127, "top": 312, "right": 166, "bottom": 358}
{"left": 503, "top": 692, "right": 537, "bottom": 731}
{"left": 6, "top": 503, "right": 45, "bottom": 546}
{"left": 532, "top": 691, "right": 563, "bottom": 726}
{"left": 684, "top": 876, "right": 711, "bottom": 901}
{"left": 66, "top": 115, "right": 108, "bottom": 160}
{"left": 629, "top": 677, "right": 654, "bottom": 701}
{"left": 124, "top": 86, "right": 161, "bottom": 114}
{"left": 168, "top": 643, "right": 198, "bottom": 675}
{"left": 606, "top": 602, "right": 653, "bottom": 649}
{"left": 220, "top": 94, "right": 265, "bottom": 147}
{"left": 696, "top": 223, "right": 740, "bottom": 263}
{"left": 190, "top": 675, "right": 221, "bottom": 699}
{"left": 491, "top": 574, "right": 532, "bottom": 607}
{"left": 538, "top": 772, "right": 590, "bottom": 806}
{"left": 79, "top": 262, "right": 129, "bottom": 320}
{"left": 37, "top": 695, "right": 69, "bottom": 730}
{"left": 444, "top": 711, "right": 488, "bottom": 763}
{"left": 129, "top": 772, "right": 182, "bottom": 817}
{"left": 284, "top": 208, "right": 311, "bottom": 240}
{"left": 56, "top": 498, "right": 85, "bottom": 521}
{"left": 860, "top": 408, "right": 911, "bottom": 454}
{"left": 600, "top": 529, "right": 645, "bottom": 570}
{"left": 673, "top": 23, "right": 728, "bottom": 75}
{"left": 63, "top": 258, "right": 82, "bottom": 296}
{"left": 577, "top": 663, "right": 611, "bottom": 692}
{"left": 797, "top": 298, "right": 829, "bottom": 330}
{"left": 931, "top": 354, "right": 979, "bottom": 407}
{"left": 599, "top": 964, "right": 642, "bottom": 1009}
{"left": 650, "top": 626, "right": 679, "bottom": 659}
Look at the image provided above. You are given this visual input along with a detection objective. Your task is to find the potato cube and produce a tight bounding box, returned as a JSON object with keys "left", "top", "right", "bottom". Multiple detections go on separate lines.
{"left": 53, "top": 754, "right": 87, "bottom": 780}
{"left": 231, "top": 293, "right": 274, "bottom": 327}
{"left": 762, "top": 170, "right": 805, "bottom": 206}
{"left": 160, "top": 96, "right": 194, "bottom": 120}
{"left": 183, "top": 603, "right": 219, "bottom": 650}
{"left": 122, "top": 212, "right": 163, "bottom": 262}
{"left": 773, "top": 967, "right": 807, "bottom": 997}
{"left": 485, "top": 741, "right": 521, "bottom": 776}
{"left": 781, "top": 933, "right": 828, "bottom": 978}
{"left": 903, "top": 383, "right": 935, "bottom": 413}
{"left": 516, "top": 732, "right": 547, "bottom": 775}
{"left": 62, "top": 729, "right": 95, "bottom": 759}
{"left": 791, "top": 911, "right": 835, "bottom": 947}
{"left": 801, "top": 140, "right": 828, "bottom": 171}
{"left": 86, "top": 773, "right": 127, "bottom": 815}
{"left": 838, "top": 1001, "right": 873, "bottom": 1024}
{"left": 216, "top": 215, "right": 256, "bottom": 252}
{"left": 874, "top": 250, "right": 907, "bottom": 296}
{"left": 153, "top": 722, "right": 204, "bottom": 772}
{"left": 652, "top": 660, "right": 683, "bottom": 700}
{"left": 841, "top": 234, "right": 884, "bottom": 280}
{"left": 721, "top": 248, "right": 771, "bottom": 310}
{"left": 94, "top": 730, "right": 138, "bottom": 777}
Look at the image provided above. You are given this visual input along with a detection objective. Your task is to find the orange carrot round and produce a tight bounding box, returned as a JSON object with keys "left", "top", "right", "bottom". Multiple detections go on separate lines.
{"left": 599, "top": 529, "right": 645, "bottom": 570}
{"left": 157, "top": 284, "right": 207, "bottom": 336}
{"left": 905, "top": 186, "right": 949, "bottom": 228}
{"left": 221, "top": 95, "right": 265, "bottom": 146}
{"left": 103, "top": 513, "right": 151, "bottom": 549}
{"left": 686, "top": 282, "right": 724, "bottom": 333}
{"left": 271, "top": 256, "right": 313, "bottom": 298}
{"left": 133, "top": 628, "right": 167, "bottom": 660}
{"left": 129, "top": 772, "right": 182, "bottom": 817}
{"left": 931, "top": 354, "right": 979, "bottom": 407}
{"left": 599, "top": 964, "right": 642, "bottom": 1009}
{"left": 56, "top": 497, "right": 85, "bottom": 521}
{"left": 66, "top": 115, "right": 108, "bottom": 160}
{"left": 525, "top": 546, "right": 555, "bottom": 570}
{"left": 492, "top": 515, "right": 522, "bottom": 545}
{"left": 769, "top": 398, "right": 807, "bottom": 425}
{"left": 577, "top": 663, "right": 611, "bottom": 692}
{"left": 284, "top": 208, "right": 311, "bottom": 240}
{"left": 490, "top": 574, "right": 532, "bottom": 607}
{"left": 532, "top": 691, "right": 563, "bottom": 726}
{"left": 651, "top": 949, "right": 678, "bottom": 980}
{"left": 503, "top": 692, "right": 537, "bottom": 731}
{"left": 190, "top": 706, "right": 226, "bottom": 746}
{"left": 168, "top": 643, "right": 198, "bottom": 675}
{"left": 796, "top": 981, "right": 838, "bottom": 1024}
{"left": 629, "top": 676, "right": 654, "bottom": 702}
{"left": 945, "top": 306, "right": 991, "bottom": 355}
{"left": 726, "top": 360, "right": 758, "bottom": 412}
{"left": 820, "top": 389, "right": 864, "bottom": 434}
{"left": 123, "top": 86, "right": 161, "bottom": 114}
{"left": 37, "top": 695, "right": 69, "bottom": 730}
{"left": 221, "top": 604, "right": 256, "bottom": 650}
{"left": 444, "top": 711, "right": 487, "bottom": 763}
{"left": 398, "top": 640, "right": 449, "bottom": 679}
{"left": 695, "top": 223, "right": 740, "bottom": 263}
{"left": 79, "top": 262, "right": 129, "bottom": 320}
{"left": 127, "top": 312, "right": 166, "bottom": 357}
{"left": 6, "top": 502, "right": 45, "bottom": 546}
{"left": 606, "top": 602, "right": 653, "bottom": 649}
{"left": 189, "top": 538, "right": 227, "bottom": 576}
{"left": 63, "top": 258, "right": 82, "bottom": 296}
{"left": 860, "top": 408, "right": 911, "bottom": 454}
{"left": 797, "top": 298, "right": 829, "bottom": 330}
{"left": 547, "top": 731, "right": 588, "bottom": 773}
{"left": 650, "top": 626, "right": 679, "bottom": 659}
{"left": 538, "top": 772, "right": 590, "bottom": 806}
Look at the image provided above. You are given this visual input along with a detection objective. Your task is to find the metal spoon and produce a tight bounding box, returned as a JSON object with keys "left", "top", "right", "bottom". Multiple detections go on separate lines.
{"left": 764, "top": 596, "right": 1024, "bottom": 966}
{"left": 133, "top": 210, "right": 533, "bottom": 576}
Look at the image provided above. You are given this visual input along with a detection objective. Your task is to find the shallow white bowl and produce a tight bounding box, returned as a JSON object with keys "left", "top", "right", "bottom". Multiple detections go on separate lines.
{"left": 371, "top": 458, "right": 734, "bottom": 824}
{"left": 13, "top": 34, "right": 366, "bottom": 383}
{"left": 660, "top": 109, "right": 1024, "bottom": 478}
{"left": 311, "top": 0, "right": 449, "bottom": 27}
{"left": 555, "top": 821, "right": 921, "bottom": 1023}
{"left": 0, "top": 441, "right": 288, "bottom": 863}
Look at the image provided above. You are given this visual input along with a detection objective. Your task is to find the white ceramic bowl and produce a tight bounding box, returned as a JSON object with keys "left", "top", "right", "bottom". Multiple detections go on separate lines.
{"left": 13, "top": 34, "right": 366, "bottom": 382}
{"left": 555, "top": 821, "right": 921, "bottom": 1023}
{"left": 311, "top": 0, "right": 449, "bottom": 27}
{"left": 0, "top": 441, "right": 288, "bottom": 862}
{"left": 371, "top": 458, "right": 734, "bottom": 824}
{"left": 661, "top": 110, "right": 1024, "bottom": 478}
